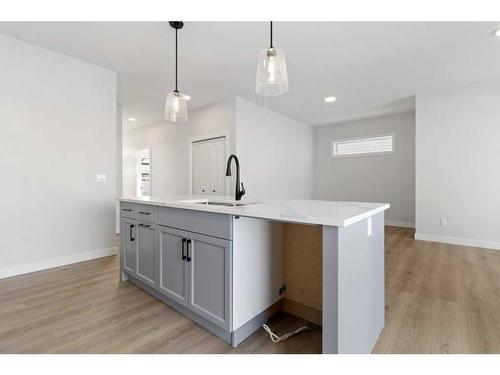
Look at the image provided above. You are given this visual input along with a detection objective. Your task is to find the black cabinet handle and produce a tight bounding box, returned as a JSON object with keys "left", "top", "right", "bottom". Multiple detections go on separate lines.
{"left": 122, "top": 208, "right": 132, "bottom": 212}
{"left": 186, "top": 239, "right": 192, "bottom": 262}
{"left": 181, "top": 238, "right": 187, "bottom": 260}
{"left": 139, "top": 223, "right": 150, "bottom": 228}
{"left": 138, "top": 211, "right": 151, "bottom": 215}
{"left": 129, "top": 224, "right": 135, "bottom": 242}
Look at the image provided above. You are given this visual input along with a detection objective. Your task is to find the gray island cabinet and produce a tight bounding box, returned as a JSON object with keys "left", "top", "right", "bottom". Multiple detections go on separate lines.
{"left": 119, "top": 197, "right": 389, "bottom": 354}
{"left": 121, "top": 203, "right": 236, "bottom": 339}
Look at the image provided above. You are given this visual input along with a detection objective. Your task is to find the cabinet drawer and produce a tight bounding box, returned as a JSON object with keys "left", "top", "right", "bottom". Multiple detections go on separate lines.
{"left": 120, "top": 202, "right": 137, "bottom": 219}
{"left": 159, "top": 207, "right": 232, "bottom": 240}
{"left": 133, "top": 204, "right": 158, "bottom": 224}
{"left": 121, "top": 202, "right": 159, "bottom": 224}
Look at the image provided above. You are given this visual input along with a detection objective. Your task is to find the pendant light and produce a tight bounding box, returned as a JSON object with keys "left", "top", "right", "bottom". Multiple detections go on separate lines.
{"left": 256, "top": 21, "right": 289, "bottom": 96}
{"left": 165, "top": 21, "right": 188, "bottom": 123}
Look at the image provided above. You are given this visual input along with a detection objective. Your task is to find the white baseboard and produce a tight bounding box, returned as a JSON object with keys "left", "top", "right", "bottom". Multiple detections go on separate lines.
{"left": 386, "top": 221, "right": 415, "bottom": 228}
{"left": 0, "top": 247, "right": 118, "bottom": 280}
{"left": 414, "top": 233, "right": 500, "bottom": 251}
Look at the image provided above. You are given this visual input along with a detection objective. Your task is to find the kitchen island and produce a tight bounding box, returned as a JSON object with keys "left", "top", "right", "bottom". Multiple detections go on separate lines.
{"left": 118, "top": 195, "right": 389, "bottom": 354}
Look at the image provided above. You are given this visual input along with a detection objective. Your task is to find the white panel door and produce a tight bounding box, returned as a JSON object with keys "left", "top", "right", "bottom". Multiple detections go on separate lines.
{"left": 192, "top": 142, "right": 203, "bottom": 195}
{"left": 192, "top": 137, "right": 226, "bottom": 196}
{"left": 211, "top": 138, "right": 226, "bottom": 195}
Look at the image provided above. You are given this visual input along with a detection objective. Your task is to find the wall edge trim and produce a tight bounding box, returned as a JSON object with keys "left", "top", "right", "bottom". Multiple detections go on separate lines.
{"left": 414, "top": 233, "right": 500, "bottom": 251}
{"left": 0, "top": 247, "right": 118, "bottom": 280}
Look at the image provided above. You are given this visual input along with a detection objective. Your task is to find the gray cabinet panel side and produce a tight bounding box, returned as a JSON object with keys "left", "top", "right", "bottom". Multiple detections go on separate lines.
{"left": 337, "top": 212, "right": 385, "bottom": 354}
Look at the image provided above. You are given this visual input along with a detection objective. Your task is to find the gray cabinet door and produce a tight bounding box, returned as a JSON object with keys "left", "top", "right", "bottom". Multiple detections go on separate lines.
{"left": 187, "top": 232, "right": 231, "bottom": 330}
{"left": 136, "top": 223, "right": 157, "bottom": 287}
{"left": 158, "top": 226, "right": 189, "bottom": 306}
{"left": 122, "top": 218, "right": 138, "bottom": 275}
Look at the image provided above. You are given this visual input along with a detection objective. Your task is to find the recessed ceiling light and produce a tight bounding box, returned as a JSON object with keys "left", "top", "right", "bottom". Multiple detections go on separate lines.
{"left": 324, "top": 96, "right": 337, "bottom": 103}
{"left": 494, "top": 29, "right": 500, "bottom": 37}
{"left": 128, "top": 117, "right": 136, "bottom": 122}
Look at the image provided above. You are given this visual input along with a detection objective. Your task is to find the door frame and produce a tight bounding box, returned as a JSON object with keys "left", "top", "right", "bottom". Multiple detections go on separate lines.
{"left": 136, "top": 148, "right": 152, "bottom": 197}
{"left": 188, "top": 131, "right": 230, "bottom": 196}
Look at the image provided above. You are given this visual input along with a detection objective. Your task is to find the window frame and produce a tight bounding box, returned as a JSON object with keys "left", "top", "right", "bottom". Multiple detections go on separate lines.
{"left": 330, "top": 133, "right": 396, "bottom": 159}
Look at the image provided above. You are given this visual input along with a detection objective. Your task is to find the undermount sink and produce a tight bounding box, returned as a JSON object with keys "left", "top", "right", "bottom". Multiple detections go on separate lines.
{"left": 175, "top": 199, "right": 249, "bottom": 207}
{"left": 197, "top": 201, "right": 247, "bottom": 207}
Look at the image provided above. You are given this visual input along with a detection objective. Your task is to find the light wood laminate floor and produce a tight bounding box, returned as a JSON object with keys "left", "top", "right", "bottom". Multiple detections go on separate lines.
{"left": 1, "top": 226, "right": 500, "bottom": 353}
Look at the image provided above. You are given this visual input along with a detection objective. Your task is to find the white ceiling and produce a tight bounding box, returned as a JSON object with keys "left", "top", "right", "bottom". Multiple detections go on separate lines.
{"left": 1, "top": 21, "right": 500, "bottom": 128}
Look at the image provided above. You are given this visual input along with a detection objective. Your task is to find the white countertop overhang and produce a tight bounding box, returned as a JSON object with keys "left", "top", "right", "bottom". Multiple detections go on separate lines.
{"left": 119, "top": 195, "right": 390, "bottom": 228}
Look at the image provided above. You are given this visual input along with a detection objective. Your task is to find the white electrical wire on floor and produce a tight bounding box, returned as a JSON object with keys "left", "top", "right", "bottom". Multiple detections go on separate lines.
{"left": 262, "top": 324, "right": 309, "bottom": 343}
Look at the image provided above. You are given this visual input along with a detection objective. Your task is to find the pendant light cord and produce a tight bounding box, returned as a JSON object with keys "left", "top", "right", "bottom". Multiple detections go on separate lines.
{"left": 175, "top": 27, "right": 178, "bottom": 92}
{"left": 270, "top": 21, "right": 273, "bottom": 48}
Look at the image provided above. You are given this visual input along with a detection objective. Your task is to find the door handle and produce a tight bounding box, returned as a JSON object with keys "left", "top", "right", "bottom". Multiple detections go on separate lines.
{"left": 186, "top": 239, "right": 192, "bottom": 262}
{"left": 181, "top": 238, "right": 187, "bottom": 260}
{"left": 130, "top": 224, "right": 135, "bottom": 242}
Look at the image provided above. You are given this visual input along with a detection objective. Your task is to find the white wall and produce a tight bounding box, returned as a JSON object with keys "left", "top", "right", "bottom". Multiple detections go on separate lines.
{"left": 415, "top": 81, "right": 500, "bottom": 249}
{"left": 0, "top": 34, "right": 117, "bottom": 278}
{"left": 122, "top": 98, "right": 236, "bottom": 199}
{"left": 116, "top": 104, "right": 123, "bottom": 233}
{"left": 235, "top": 97, "right": 314, "bottom": 200}
{"left": 123, "top": 96, "right": 313, "bottom": 201}
{"left": 314, "top": 112, "right": 416, "bottom": 227}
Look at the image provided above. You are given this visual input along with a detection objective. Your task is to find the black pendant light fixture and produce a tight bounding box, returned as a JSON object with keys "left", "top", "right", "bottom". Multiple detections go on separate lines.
{"left": 256, "top": 21, "right": 289, "bottom": 96}
{"left": 164, "top": 21, "right": 188, "bottom": 123}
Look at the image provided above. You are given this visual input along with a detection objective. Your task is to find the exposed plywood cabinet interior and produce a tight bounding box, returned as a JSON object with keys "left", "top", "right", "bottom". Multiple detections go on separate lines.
{"left": 282, "top": 223, "right": 323, "bottom": 325}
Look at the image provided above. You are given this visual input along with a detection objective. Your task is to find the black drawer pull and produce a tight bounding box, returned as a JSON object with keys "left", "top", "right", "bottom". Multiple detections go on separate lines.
{"left": 181, "top": 238, "right": 187, "bottom": 260}
{"left": 186, "top": 239, "right": 192, "bottom": 262}
{"left": 122, "top": 208, "right": 132, "bottom": 212}
{"left": 138, "top": 211, "right": 151, "bottom": 215}
{"left": 139, "top": 223, "right": 151, "bottom": 228}
{"left": 129, "top": 224, "right": 135, "bottom": 242}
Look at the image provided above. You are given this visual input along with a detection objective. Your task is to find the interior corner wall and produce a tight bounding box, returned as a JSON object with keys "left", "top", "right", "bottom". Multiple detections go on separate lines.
{"left": 116, "top": 104, "right": 123, "bottom": 233}
{"left": 0, "top": 34, "right": 117, "bottom": 279}
{"left": 122, "top": 98, "right": 236, "bottom": 199}
{"left": 415, "top": 81, "right": 500, "bottom": 249}
{"left": 235, "top": 97, "right": 314, "bottom": 200}
{"left": 314, "top": 112, "right": 416, "bottom": 227}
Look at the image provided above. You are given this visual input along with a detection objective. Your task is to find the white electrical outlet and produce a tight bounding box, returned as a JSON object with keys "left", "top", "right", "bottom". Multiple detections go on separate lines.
{"left": 96, "top": 174, "right": 107, "bottom": 183}
{"left": 440, "top": 217, "right": 448, "bottom": 226}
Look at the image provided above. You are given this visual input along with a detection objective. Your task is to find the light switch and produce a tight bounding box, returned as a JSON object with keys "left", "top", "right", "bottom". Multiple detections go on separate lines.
{"left": 97, "top": 174, "right": 107, "bottom": 183}
{"left": 440, "top": 217, "right": 448, "bottom": 226}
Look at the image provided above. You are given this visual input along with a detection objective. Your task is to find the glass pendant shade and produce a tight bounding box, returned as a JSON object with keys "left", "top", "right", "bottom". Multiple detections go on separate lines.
{"left": 255, "top": 47, "right": 289, "bottom": 96}
{"left": 164, "top": 91, "right": 188, "bottom": 123}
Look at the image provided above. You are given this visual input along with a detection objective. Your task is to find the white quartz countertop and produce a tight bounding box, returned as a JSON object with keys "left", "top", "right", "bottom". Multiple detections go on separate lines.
{"left": 119, "top": 195, "right": 390, "bottom": 227}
